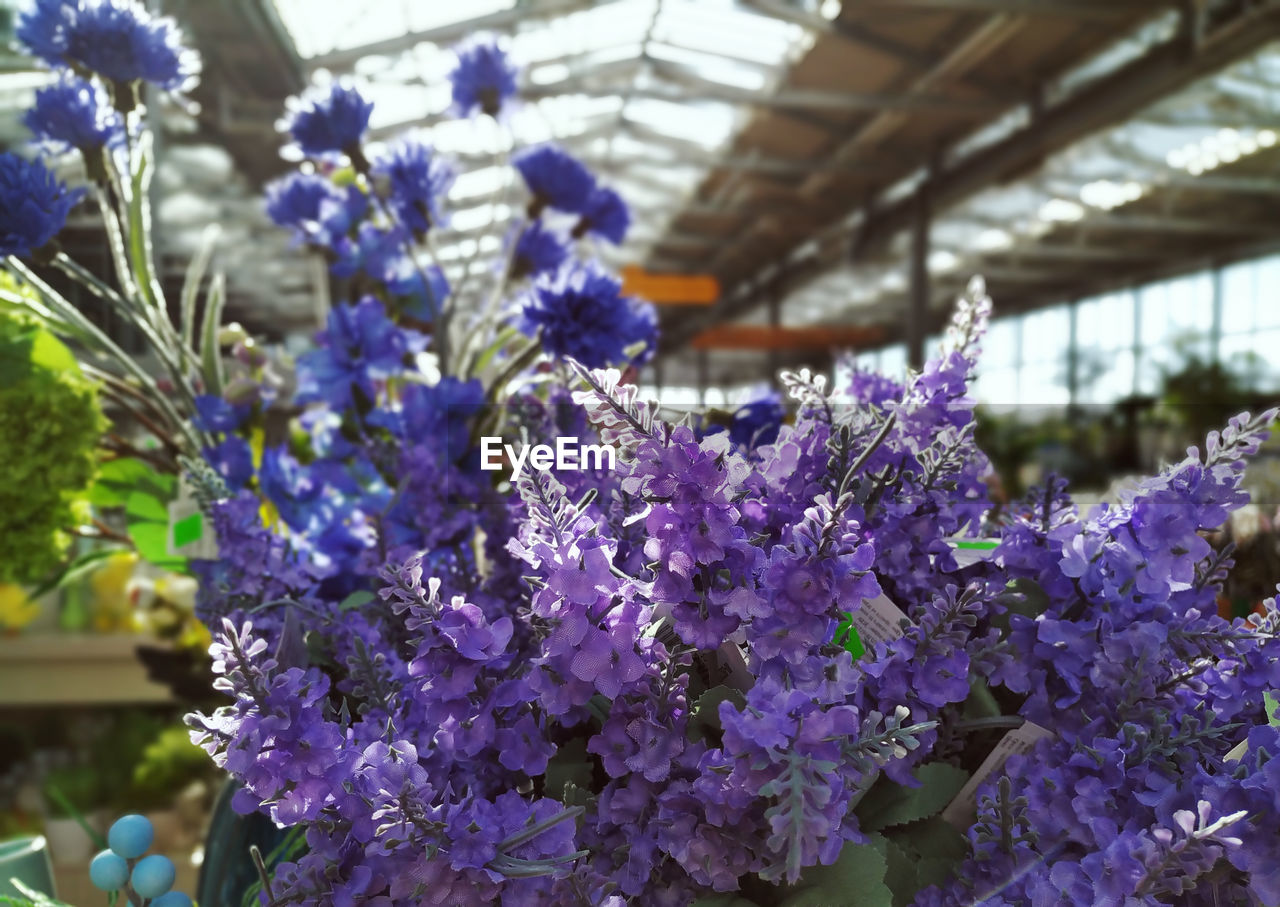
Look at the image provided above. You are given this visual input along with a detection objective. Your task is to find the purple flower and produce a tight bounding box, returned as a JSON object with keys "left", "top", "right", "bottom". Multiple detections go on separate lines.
{"left": 18, "top": 0, "right": 200, "bottom": 93}
{"left": 373, "top": 136, "right": 455, "bottom": 236}
{"left": 511, "top": 221, "right": 570, "bottom": 279}
{"left": 295, "top": 296, "right": 418, "bottom": 408}
{"left": 0, "top": 152, "right": 83, "bottom": 257}
{"left": 193, "top": 394, "right": 249, "bottom": 434}
{"left": 285, "top": 82, "right": 373, "bottom": 160}
{"left": 513, "top": 144, "right": 596, "bottom": 216}
{"left": 576, "top": 186, "right": 629, "bottom": 244}
{"left": 449, "top": 33, "right": 518, "bottom": 118}
{"left": 23, "top": 75, "right": 123, "bottom": 153}
{"left": 518, "top": 261, "right": 657, "bottom": 367}
{"left": 264, "top": 171, "right": 363, "bottom": 249}
{"left": 729, "top": 391, "right": 785, "bottom": 449}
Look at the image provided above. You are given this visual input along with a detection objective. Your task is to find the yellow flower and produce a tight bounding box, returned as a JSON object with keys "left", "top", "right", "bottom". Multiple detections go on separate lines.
{"left": 0, "top": 584, "right": 39, "bottom": 631}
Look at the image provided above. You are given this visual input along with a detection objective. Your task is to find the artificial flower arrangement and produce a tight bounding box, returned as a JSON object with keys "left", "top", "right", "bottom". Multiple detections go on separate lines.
{"left": 4, "top": 2, "right": 1280, "bottom": 906}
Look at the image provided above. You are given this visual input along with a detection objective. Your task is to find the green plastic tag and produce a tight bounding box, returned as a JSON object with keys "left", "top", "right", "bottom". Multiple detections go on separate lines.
{"left": 173, "top": 511, "right": 203, "bottom": 549}
{"left": 834, "top": 614, "right": 865, "bottom": 659}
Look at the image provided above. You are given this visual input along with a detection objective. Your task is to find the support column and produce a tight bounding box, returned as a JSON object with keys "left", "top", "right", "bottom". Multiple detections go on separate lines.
{"left": 697, "top": 349, "right": 709, "bottom": 408}
{"left": 907, "top": 189, "right": 930, "bottom": 370}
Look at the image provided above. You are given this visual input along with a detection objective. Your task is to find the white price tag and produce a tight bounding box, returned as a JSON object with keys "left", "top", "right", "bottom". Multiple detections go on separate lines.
{"left": 167, "top": 481, "right": 218, "bottom": 559}
{"left": 941, "top": 720, "right": 1053, "bottom": 828}
{"left": 849, "top": 592, "right": 913, "bottom": 647}
{"left": 948, "top": 537, "right": 1001, "bottom": 568}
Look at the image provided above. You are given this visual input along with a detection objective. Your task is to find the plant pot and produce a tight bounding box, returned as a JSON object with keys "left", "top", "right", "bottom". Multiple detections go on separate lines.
{"left": 0, "top": 835, "right": 56, "bottom": 897}
{"left": 42, "top": 816, "right": 95, "bottom": 866}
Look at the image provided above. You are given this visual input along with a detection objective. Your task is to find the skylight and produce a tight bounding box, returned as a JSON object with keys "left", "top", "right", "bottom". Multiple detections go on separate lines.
{"left": 270, "top": 0, "right": 818, "bottom": 267}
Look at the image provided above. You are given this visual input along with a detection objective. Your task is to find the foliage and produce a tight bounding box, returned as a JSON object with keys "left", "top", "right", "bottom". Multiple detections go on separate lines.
{"left": 7, "top": 2, "right": 1280, "bottom": 905}
{"left": 128, "top": 726, "right": 213, "bottom": 812}
{"left": 0, "top": 295, "right": 105, "bottom": 585}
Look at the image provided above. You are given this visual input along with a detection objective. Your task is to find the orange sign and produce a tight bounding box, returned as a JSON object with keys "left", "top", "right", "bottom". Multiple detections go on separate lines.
{"left": 691, "top": 325, "right": 882, "bottom": 351}
{"left": 620, "top": 267, "right": 719, "bottom": 305}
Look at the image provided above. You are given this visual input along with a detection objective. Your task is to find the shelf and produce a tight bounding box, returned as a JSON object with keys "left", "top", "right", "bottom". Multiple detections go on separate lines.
{"left": 0, "top": 634, "right": 174, "bottom": 707}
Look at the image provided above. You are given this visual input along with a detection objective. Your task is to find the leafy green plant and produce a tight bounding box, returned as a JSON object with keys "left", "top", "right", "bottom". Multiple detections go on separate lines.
{"left": 0, "top": 292, "right": 106, "bottom": 585}
{"left": 128, "top": 726, "right": 213, "bottom": 812}
{"left": 41, "top": 765, "right": 105, "bottom": 820}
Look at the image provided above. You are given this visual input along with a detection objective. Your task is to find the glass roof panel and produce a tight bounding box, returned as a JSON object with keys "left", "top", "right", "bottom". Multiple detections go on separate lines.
{"left": 271, "top": 0, "right": 818, "bottom": 263}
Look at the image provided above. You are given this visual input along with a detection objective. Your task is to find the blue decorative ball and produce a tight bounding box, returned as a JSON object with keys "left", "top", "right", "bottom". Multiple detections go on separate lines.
{"left": 130, "top": 854, "right": 176, "bottom": 899}
{"left": 89, "top": 849, "right": 130, "bottom": 892}
{"left": 149, "top": 893, "right": 193, "bottom": 907}
{"left": 108, "top": 813, "right": 154, "bottom": 859}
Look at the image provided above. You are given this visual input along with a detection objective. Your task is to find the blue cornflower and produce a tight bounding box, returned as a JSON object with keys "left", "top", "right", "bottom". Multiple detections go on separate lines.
{"left": 372, "top": 137, "right": 456, "bottom": 236}
{"left": 202, "top": 437, "right": 253, "bottom": 490}
{"left": 729, "top": 391, "right": 785, "bottom": 449}
{"left": 18, "top": 0, "right": 200, "bottom": 94}
{"left": 513, "top": 144, "right": 596, "bottom": 216}
{"left": 449, "top": 33, "right": 518, "bottom": 118}
{"left": 264, "top": 171, "right": 363, "bottom": 249}
{"left": 382, "top": 256, "right": 450, "bottom": 322}
{"left": 193, "top": 394, "right": 250, "bottom": 434}
{"left": 576, "top": 185, "right": 629, "bottom": 244}
{"left": 518, "top": 261, "right": 658, "bottom": 368}
{"left": 368, "top": 377, "right": 484, "bottom": 460}
{"left": 295, "top": 296, "right": 417, "bottom": 409}
{"left": 0, "top": 152, "right": 83, "bottom": 258}
{"left": 285, "top": 82, "right": 374, "bottom": 162}
{"left": 23, "top": 75, "right": 123, "bottom": 154}
{"left": 511, "top": 221, "right": 570, "bottom": 279}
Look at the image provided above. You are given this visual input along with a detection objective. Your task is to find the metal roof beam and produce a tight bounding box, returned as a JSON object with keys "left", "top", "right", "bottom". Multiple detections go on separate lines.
{"left": 844, "top": 0, "right": 1170, "bottom": 21}
{"left": 306, "top": 0, "right": 613, "bottom": 71}
{"left": 526, "top": 72, "right": 1001, "bottom": 113}
{"left": 1077, "top": 213, "right": 1276, "bottom": 234}
{"left": 663, "top": 1, "right": 1280, "bottom": 353}
{"left": 1044, "top": 173, "right": 1280, "bottom": 196}
{"left": 741, "top": 0, "right": 1021, "bottom": 101}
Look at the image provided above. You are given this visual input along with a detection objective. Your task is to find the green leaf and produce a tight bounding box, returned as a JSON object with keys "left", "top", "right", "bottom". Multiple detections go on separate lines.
{"left": 28, "top": 545, "right": 129, "bottom": 599}
{"left": 43, "top": 784, "right": 107, "bottom": 851}
{"left": 125, "top": 136, "right": 163, "bottom": 310}
{"left": 110, "top": 462, "right": 185, "bottom": 569}
{"left": 29, "top": 329, "right": 78, "bottom": 374}
{"left": 125, "top": 487, "right": 170, "bottom": 523}
{"left": 779, "top": 834, "right": 892, "bottom": 907}
{"left": 3, "top": 880, "right": 73, "bottom": 907}
{"left": 882, "top": 837, "right": 919, "bottom": 907}
{"left": 90, "top": 457, "right": 170, "bottom": 509}
{"left": 913, "top": 856, "right": 957, "bottom": 892}
{"left": 126, "top": 520, "right": 187, "bottom": 572}
{"left": 963, "top": 678, "right": 1002, "bottom": 720}
{"left": 339, "top": 590, "right": 377, "bottom": 611}
{"left": 688, "top": 685, "right": 746, "bottom": 741}
{"left": 200, "top": 272, "right": 227, "bottom": 395}
{"left": 690, "top": 897, "right": 758, "bottom": 907}
{"left": 1266, "top": 691, "right": 1280, "bottom": 727}
{"left": 885, "top": 816, "right": 969, "bottom": 864}
{"left": 180, "top": 224, "right": 219, "bottom": 354}
{"left": 856, "top": 763, "right": 970, "bottom": 832}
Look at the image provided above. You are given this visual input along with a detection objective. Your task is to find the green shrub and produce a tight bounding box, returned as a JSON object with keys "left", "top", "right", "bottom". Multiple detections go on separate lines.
{"left": 0, "top": 283, "right": 106, "bottom": 585}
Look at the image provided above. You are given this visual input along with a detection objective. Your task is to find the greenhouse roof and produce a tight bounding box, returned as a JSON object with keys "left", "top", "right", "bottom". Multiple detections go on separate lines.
{"left": 5, "top": 0, "right": 1280, "bottom": 378}
{"left": 260, "top": 0, "right": 1280, "bottom": 385}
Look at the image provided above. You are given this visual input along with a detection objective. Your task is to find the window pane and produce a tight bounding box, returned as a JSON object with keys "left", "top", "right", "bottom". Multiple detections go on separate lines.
{"left": 1220, "top": 261, "right": 1256, "bottom": 336}
{"left": 1077, "top": 292, "right": 1134, "bottom": 351}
